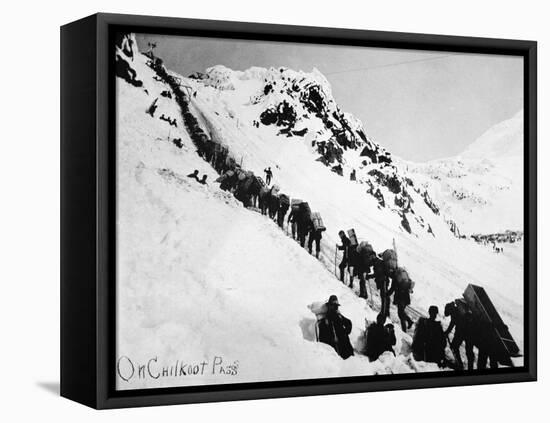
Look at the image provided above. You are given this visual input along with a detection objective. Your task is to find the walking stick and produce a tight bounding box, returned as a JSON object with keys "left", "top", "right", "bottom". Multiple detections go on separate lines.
{"left": 334, "top": 247, "right": 338, "bottom": 279}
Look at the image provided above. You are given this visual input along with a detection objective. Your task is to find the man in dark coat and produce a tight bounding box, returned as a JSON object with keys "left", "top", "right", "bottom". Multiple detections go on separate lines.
{"left": 353, "top": 242, "right": 376, "bottom": 299}
{"left": 264, "top": 167, "right": 273, "bottom": 185}
{"left": 318, "top": 295, "right": 354, "bottom": 359}
{"left": 308, "top": 228, "right": 323, "bottom": 258}
{"left": 296, "top": 207, "right": 312, "bottom": 248}
{"left": 365, "top": 313, "right": 396, "bottom": 361}
{"left": 337, "top": 230, "right": 351, "bottom": 283}
{"left": 412, "top": 306, "right": 445, "bottom": 365}
{"left": 389, "top": 267, "right": 414, "bottom": 332}
{"left": 373, "top": 256, "right": 392, "bottom": 318}
{"left": 277, "top": 195, "right": 290, "bottom": 229}
{"left": 444, "top": 300, "right": 475, "bottom": 370}
{"left": 287, "top": 205, "right": 298, "bottom": 238}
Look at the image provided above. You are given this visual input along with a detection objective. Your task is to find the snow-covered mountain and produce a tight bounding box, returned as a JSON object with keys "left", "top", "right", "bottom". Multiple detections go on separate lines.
{"left": 114, "top": 34, "right": 524, "bottom": 389}
{"left": 404, "top": 111, "right": 523, "bottom": 235}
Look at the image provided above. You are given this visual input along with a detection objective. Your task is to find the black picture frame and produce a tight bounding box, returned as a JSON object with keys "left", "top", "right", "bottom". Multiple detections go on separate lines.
{"left": 60, "top": 12, "right": 537, "bottom": 409}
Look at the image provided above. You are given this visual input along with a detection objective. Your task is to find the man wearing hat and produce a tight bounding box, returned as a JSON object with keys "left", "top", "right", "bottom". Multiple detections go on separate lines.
{"left": 318, "top": 295, "right": 354, "bottom": 359}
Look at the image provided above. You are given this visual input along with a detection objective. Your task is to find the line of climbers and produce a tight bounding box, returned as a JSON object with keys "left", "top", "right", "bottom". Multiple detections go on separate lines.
{"left": 145, "top": 52, "right": 330, "bottom": 262}
{"left": 215, "top": 168, "right": 328, "bottom": 259}
{"left": 146, "top": 56, "right": 238, "bottom": 173}
{"left": 314, "top": 292, "right": 498, "bottom": 370}
{"left": 336, "top": 229, "right": 497, "bottom": 369}
{"left": 320, "top": 231, "right": 505, "bottom": 369}
{"left": 315, "top": 269, "right": 504, "bottom": 369}
{"left": 145, "top": 54, "right": 503, "bottom": 372}
{"left": 335, "top": 230, "right": 414, "bottom": 332}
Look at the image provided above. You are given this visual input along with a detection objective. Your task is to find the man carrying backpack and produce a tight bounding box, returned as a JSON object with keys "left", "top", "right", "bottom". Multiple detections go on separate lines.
{"left": 277, "top": 194, "right": 290, "bottom": 229}
{"left": 355, "top": 241, "right": 376, "bottom": 299}
{"left": 308, "top": 228, "right": 323, "bottom": 259}
{"left": 373, "top": 249, "right": 397, "bottom": 317}
{"left": 444, "top": 300, "right": 476, "bottom": 370}
{"left": 390, "top": 267, "right": 414, "bottom": 332}
{"left": 296, "top": 202, "right": 312, "bottom": 248}
{"left": 336, "top": 230, "right": 352, "bottom": 283}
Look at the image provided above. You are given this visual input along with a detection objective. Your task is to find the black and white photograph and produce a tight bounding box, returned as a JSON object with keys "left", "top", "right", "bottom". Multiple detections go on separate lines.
{"left": 114, "top": 30, "right": 525, "bottom": 391}
{"left": 3, "top": 0, "right": 548, "bottom": 418}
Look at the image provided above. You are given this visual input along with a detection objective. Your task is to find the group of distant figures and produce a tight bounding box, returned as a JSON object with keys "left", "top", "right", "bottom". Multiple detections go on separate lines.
{"left": 187, "top": 170, "right": 208, "bottom": 185}
{"left": 144, "top": 97, "right": 178, "bottom": 129}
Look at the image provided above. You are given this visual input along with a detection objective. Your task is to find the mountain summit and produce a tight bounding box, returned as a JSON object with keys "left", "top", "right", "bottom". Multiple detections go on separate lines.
{"left": 405, "top": 111, "right": 523, "bottom": 235}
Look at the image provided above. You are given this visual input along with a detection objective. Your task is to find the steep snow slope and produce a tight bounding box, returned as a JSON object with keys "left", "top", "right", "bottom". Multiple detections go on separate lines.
{"left": 115, "top": 35, "right": 524, "bottom": 389}
{"left": 116, "top": 59, "right": 441, "bottom": 390}
{"left": 404, "top": 111, "right": 523, "bottom": 235}
{"left": 186, "top": 66, "right": 523, "bottom": 337}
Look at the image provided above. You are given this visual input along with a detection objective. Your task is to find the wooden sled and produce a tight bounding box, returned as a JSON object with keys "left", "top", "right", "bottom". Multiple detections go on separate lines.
{"left": 462, "top": 284, "right": 521, "bottom": 367}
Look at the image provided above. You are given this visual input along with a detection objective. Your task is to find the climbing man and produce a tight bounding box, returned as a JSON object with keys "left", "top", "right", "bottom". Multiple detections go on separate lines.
{"left": 444, "top": 300, "right": 475, "bottom": 370}
{"left": 373, "top": 249, "right": 397, "bottom": 318}
{"left": 264, "top": 167, "right": 273, "bottom": 186}
{"left": 308, "top": 227, "right": 323, "bottom": 259}
{"left": 390, "top": 267, "right": 414, "bottom": 332}
{"left": 354, "top": 241, "right": 376, "bottom": 299}
{"left": 412, "top": 305, "right": 446, "bottom": 366}
{"left": 365, "top": 313, "right": 396, "bottom": 362}
{"left": 318, "top": 295, "right": 354, "bottom": 359}
{"left": 296, "top": 202, "right": 312, "bottom": 248}
{"left": 198, "top": 174, "right": 208, "bottom": 185}
{"left": 187, "top": 169, "right": 200, "bottom": 181}
{"left": 277, "top": 193, "right": 290, "bottom": 229}
{"left": 336, "top": 230, "right": 351, "bottom": 283}
{"left": 287, "top": 205, "right": 298, "bottom": 240}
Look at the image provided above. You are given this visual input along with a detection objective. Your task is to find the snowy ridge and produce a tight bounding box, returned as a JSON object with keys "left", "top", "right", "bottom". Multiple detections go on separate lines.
{"left": 404, "top": 111, "right": 523, "bottom": 235}
{"left": 114, "top": 34, "right": 524, "bottom": 389}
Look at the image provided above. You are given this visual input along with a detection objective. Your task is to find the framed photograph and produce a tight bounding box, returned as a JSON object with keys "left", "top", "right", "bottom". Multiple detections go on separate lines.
{"left": 61, "top": 13, "right": 537, "bottom": 409}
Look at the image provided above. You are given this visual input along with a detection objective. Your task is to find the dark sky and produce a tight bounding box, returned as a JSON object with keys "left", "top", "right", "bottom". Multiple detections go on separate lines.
{"left": 136, "top": 34, "right": 523, "bottom": 162}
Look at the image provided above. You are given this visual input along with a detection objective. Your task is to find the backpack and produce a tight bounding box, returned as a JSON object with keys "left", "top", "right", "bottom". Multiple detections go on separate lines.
{"left": 311, "top": 212, "right": 326, "bottom": 231}
{"left": 299, "top": 202, "right": 312, "bottom": 220}
{"left": 242, "top": 176, "right": 254, "bottom": 192}
{"left": 394, "top": 267, "right": 413, "bottom": 291}
{"left": 347, "top": 229, "right": 358, "bottom": 246}
{"left": 357, "top": 241, "right": 374, "bottom": 257}
{"left": 279, "top": 194, "right": 290, "bottom": 207}
{"left": 381, "top": 249, "right": 398, "bottom": 271}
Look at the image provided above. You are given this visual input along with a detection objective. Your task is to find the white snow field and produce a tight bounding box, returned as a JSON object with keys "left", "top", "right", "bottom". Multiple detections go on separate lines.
{"left": 115, "top": 35, "right": 524, "bottom": 390}
{"left": 404, "top": 111, "right": 524, "bottom": 235}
